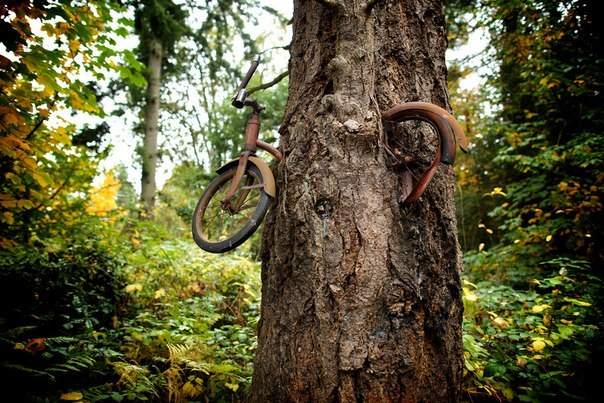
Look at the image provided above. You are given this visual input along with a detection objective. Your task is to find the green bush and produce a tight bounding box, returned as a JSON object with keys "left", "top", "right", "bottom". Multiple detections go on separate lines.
{"left": 462, "top": 257, "right": 603, "bottom": 402}
{"left": 115, "top": 234, "right": 262, "bottom": 401}
{"left": 0, "top": 241, "right": 127, "bottom": 402}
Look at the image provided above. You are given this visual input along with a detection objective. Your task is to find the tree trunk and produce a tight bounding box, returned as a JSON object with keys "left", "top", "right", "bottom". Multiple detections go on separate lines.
{"left": 249, "top": 0, "right": 463, "bottom": 401}
{"left": 140, "top": 38, "right": 162, "bottom": 217}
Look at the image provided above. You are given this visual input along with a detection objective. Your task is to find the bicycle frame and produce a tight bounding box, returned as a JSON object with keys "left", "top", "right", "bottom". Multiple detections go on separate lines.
{"left": 219, "top": 57, "right": 282, "bottom": 207}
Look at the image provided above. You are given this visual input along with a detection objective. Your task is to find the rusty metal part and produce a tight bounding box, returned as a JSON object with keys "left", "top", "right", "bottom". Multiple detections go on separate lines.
{"left": 245, "top": 112, "right": 261, "bottom": 152}
{"left": 381, "top": 101, "right": 467, "bottom": 204}
{"left": 257, "top": 139, "right": 283, "bottom": 161}
{"left": 216, "top": 156, "right": 277, "bottom": 198}
{"left": 381, "top": 101, "right": 467, "bottom": 164}
{"left": 399, "top": 151, "right": 442, "bottom": 204}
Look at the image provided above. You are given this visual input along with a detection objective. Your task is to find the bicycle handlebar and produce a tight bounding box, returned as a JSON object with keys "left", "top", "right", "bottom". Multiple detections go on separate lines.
{"left": 232, "top": 54, "right": 261, "bottom": 108}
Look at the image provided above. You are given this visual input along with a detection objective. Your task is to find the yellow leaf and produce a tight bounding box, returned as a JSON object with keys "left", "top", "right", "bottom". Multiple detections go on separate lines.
{"left": 463, "top": 287, "right": 478, "bottom": 302}
{"left": 38, "top": 108, "right": 50, "bottom": 119}
{"left": 0, "top": 195, "right": 18, "bottom": 209}
{"left": 54, "top": 127, "right": 71, "bottom": 145}
{"left": 17, "top": 199, "right": 34, "bottom": 209}
{"left": 125, "top": 283, "right": 143, "bottom": 293}
{"left": 130, "top": 235, "right": 141, "bottom": 249}
{"left": 60, "top": 391, "right": 83, "bottom": 401}
{"left": 33, "top": 172, "right": 49, "bottom": 187}
{"left": 69, "top": 39, "right": 81, "bottom": 52}
{"left": 532, "top": 304, "right": 550, "bottom": 313}
{"left": 532, "top": 339, "right": 546, "bottom": 352}
{"left": 564, "top": 298, "right": 591, "bottom": 307}
{"left": 2, "top": 111, "right": 21, "bottom": 126}
{"left": 87, "top": 172, "right": 120, "bottom": 217}
{"left": 545, "top": 235, "right": 552, "bottom": 242}
{"left": 20, "top": 156, "right": 37, "bottom": 172}
{"left": 493, "top": 317, "right": 509, "bottom": 328}
{"left": 478, "top": 243, "right": 485, "bottom": 252}
{"left": 3, "top": 211, "right": 14, "bottom": 224}
{"left": 484, "top": 187, "right": 507, "bottom": 197}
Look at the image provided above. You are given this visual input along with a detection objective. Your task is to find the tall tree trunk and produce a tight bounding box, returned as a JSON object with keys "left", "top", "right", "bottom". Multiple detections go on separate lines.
{"left": 249, "top": 0, "right": 463, "bottom": 401}
{"left": 140, "top": 38, "right": 162, "bottom": 217}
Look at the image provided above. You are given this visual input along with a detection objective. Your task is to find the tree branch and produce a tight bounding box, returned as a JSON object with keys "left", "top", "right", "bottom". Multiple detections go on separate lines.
{"left": 248, "top": 70, "right": 290, "bottom": 95}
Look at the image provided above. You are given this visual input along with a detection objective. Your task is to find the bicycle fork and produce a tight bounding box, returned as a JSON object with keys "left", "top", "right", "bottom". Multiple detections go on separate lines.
{"left": 220, "top": 111, "right": 282, "bottom": 212}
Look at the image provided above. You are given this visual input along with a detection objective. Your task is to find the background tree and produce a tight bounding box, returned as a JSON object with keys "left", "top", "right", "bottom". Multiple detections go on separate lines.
{"left": 250, "top": 0, "right": 464, "bottom": 400}
{"left": 450, "top": 0, "right": 602, "bottom": 271}
{"left": 487, "top": 0, "right": 602, "bottom": 267}
{"left": 132, "top": 0, "right": 187, "bottom": 216}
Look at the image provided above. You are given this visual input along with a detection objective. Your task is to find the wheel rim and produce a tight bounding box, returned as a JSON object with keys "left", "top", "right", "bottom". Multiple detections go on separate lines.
{"left": 196, "top": 169, "right": 263, "bottom": 244}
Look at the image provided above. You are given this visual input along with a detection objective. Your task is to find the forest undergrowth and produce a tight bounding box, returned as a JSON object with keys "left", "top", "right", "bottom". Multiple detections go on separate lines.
{"left": 0, "top": 205, "right": 601, "bottom": 402}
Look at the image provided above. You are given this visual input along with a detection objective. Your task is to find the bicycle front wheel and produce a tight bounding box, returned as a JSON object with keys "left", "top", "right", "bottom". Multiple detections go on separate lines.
{"left": 192, "top": 164, "right": 271, "bottom": 253}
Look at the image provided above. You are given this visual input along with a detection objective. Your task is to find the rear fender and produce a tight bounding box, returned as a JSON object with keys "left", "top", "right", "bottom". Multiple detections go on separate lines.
{"left": 381, "top": 101, "right": 468, "bottom": 164}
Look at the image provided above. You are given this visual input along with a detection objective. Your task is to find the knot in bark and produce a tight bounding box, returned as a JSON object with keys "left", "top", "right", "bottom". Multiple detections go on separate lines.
{"left": 343, "top": 119, "right": 361, "bottom": 133}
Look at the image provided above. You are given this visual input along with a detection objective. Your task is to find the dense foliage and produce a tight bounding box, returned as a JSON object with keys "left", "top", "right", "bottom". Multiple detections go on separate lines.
{"left": 0, "top": 218, "right": 261, "bottom": 401}
{"left": 448, "top": 0, "right": 603, "bottom": 400}
{"left": 1, "top": 0, "right": 601, "bottom": 402}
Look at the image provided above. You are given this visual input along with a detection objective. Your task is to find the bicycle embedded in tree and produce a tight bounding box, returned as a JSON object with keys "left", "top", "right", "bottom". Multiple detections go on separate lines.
{"left": 192, "top": 55, "right": 282, "bottom": 253}
{"left": 192, "top": 55, "right": 467, "bottom": 253}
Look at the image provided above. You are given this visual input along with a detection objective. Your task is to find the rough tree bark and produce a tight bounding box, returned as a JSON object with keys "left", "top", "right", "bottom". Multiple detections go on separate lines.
{"left": 140, "top": 38, "right": 162, "bottom": 216}
{"left": 250, "top": 0, "right": 463, "bottom": 401}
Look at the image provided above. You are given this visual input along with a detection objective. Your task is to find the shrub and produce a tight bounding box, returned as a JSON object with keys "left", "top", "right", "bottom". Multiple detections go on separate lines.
{"left": 0, "top": 241, "right": 127, "bottom": 401}
{"left": 462, "top": 257, "right": 603, "bottom": 402}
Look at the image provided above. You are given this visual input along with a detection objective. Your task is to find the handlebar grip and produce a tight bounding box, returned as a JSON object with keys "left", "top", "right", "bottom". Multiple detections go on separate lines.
{"left": 238, "top": 55, "right": 260, "bottom": 91}
{"left": 231, "top": 55, "right": 260, "bottom": 108}
{"left": 232, "top": 89, "right": 247, "bottom": 109}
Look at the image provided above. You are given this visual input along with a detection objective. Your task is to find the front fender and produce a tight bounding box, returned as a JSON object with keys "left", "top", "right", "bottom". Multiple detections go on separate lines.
{"left": 216, "top": 156, "right": 276, "bottom": 198}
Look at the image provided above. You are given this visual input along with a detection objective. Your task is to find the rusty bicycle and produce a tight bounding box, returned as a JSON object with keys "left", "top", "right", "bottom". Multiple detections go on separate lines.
{"left": 192, "top": 55, "right": 282, "bottom": 253}
{"left": 192, "top": 55, "right": 467, "bottom": 253}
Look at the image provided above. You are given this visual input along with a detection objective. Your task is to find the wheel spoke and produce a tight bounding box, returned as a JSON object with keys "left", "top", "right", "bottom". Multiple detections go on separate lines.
{"left": 201, "top": 174, "right": 260, "bottom": 241}
{"left": 192, "top": 165, "right": 269, "bottom": 252}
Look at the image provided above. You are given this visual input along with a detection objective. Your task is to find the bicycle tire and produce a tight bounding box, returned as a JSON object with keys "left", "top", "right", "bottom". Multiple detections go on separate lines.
{"left": 192, "top": 164, "right": 271, "bottom": 253}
